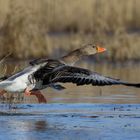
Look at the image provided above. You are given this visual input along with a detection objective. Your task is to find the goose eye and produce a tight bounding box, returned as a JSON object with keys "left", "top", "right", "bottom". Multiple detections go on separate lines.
{"left": 92, "top": 45, "right": 96, "bottom": 48}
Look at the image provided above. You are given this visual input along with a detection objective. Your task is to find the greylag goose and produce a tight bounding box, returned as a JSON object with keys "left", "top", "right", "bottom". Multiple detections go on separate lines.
{"left": 0, "top": 44, "right": 105, "bottom": 102}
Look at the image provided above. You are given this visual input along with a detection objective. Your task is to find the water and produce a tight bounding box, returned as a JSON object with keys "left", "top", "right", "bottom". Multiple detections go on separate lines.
{"left": 0, "top": 61, "right": 140, "bottom": 140}
{"left": 0, "top": 104, "right": 140, "bottom": 140}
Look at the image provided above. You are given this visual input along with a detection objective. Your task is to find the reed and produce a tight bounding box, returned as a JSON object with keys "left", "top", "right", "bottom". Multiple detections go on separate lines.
{"left": 0, "top": 0, "right": 139, "bottom": 61}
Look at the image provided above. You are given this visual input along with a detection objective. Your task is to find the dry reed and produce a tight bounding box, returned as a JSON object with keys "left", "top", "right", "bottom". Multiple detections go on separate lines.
{"left": 0, "top": 0, "right": 139, "bottom": 61}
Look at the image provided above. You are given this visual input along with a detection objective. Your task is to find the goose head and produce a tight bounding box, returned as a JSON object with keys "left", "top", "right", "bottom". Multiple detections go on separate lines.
{"left": 81, "top": 44, "right": 106, "bottom": 56}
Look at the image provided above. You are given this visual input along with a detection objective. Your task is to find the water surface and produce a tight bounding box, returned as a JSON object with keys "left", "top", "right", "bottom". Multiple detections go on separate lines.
{"left": 0, "top": 104, "right": 140, "bottom": 140}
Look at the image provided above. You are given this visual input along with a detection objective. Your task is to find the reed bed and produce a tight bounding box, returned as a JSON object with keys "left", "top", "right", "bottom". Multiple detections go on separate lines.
{"left": 0, "top": 0, "right": 139, "bottom": 61}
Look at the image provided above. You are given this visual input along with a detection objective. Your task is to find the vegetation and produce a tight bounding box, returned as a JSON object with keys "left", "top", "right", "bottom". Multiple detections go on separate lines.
{"left": 0, "top": 0, "right": 140, "bottom": 61}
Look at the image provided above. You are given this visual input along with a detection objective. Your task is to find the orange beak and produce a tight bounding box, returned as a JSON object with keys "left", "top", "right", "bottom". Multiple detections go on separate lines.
{"left": 97, "top": 46, "right": 106, "bottom": 53}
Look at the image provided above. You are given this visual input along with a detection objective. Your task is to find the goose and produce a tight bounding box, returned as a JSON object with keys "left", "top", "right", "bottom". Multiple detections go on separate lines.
{"left": 0, "top": 44, "right": 106, "bottom": 102}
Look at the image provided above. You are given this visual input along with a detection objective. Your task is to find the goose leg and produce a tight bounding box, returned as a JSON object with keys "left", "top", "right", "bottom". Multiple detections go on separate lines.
{"left": 0, "top": 90, "right": 6, "bottom": 96}
{"left": 24, "top": 88, "right": 47, "bottom": 103}
{"left": 30, "top": 91, "right": 47, "bottom": 103}
{"left": 24, "top": 88, "right": 32, "bottom": 96}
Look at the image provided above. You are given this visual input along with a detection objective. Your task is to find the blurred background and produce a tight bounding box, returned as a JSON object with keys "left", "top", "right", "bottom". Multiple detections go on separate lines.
{"left": 0, "top": 0, "right": 139, "bottom": 61}
{"left": 0, "top": 0, "right": 140, "bottom": 104}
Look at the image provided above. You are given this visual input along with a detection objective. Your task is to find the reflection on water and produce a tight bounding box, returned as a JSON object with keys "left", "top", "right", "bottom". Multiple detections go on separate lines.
{"left": 0, "top": 60, "right": 140, "bottom": 104}
{"left": 34, "top": 120, "right": 48, "bottom": 131}
{"left": 0, "top": 119, "right": 49, "bottom": 140}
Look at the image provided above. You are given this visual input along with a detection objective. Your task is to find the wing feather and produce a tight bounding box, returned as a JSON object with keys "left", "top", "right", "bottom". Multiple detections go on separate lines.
{"left": 47, "top": 66, "right": 140, "bottom": 88}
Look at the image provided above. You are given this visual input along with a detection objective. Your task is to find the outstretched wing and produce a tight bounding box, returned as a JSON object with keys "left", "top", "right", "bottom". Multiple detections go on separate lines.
{"left": 46, "top": 66, "right": 140, "bottom": 88}
{"left": 29, "top": 58, "right": 49, "bottom": 66}
{"left": 0, "top": 76, "right": 8, "bottom": 81}
{"left": 32, "top": 59, "right": 65, "bottom": 82}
